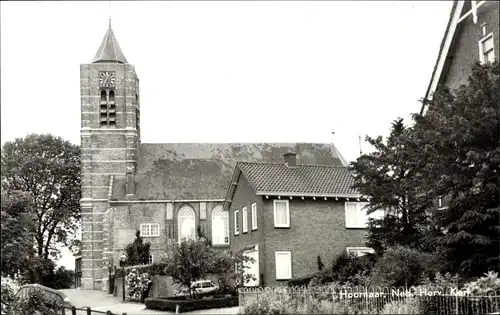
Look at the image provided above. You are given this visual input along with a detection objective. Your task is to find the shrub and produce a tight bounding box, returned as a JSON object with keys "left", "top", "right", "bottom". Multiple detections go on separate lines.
{"left": 125, "top": 230, "right": 151, "bottom": 266}
{"left": 1, "top": 283, "right": 21, "bottom": 315}
{"left": 464, "top": 271, "right": 500, "bottom": 295}
{"left": 145, "top": 296, "right": 238, "bottom": 312}
{"left": 370, "top": 246, "right": 434, "bottom": 287}
{"left": 125, "top": 268, "right": 152, "bottom": 302}
{"left": 13, "top": 289, "right": 63, "bottom": 315}
{"left": 311, "top": 250, "right": 376, "bottom": 286}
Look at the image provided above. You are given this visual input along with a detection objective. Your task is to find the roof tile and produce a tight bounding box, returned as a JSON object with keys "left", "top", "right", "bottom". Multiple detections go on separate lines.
{"left": 237, "top": 162, "right": 359, "bottom": 196}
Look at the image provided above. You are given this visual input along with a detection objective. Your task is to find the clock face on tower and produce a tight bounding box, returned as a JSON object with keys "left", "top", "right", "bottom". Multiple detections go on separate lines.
{"left": 99, "top": 71, "right": 115, "bottom": 88}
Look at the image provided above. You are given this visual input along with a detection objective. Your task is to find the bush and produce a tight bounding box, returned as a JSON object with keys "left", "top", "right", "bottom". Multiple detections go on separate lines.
{"left": 1, "top": 283, "right": 21, "bottom": 315}
{"left": 370, "top": 246, "right": 434, "bottom": 287}
{"left": 311, "top": 250, "right": 376, "bottom": 286}
{"left": 145, "top": 296, "right": 238, "bottom": 312}
{"left": 125, "top": 268, "right": 152, "bottom": 302}
{"left": 464, "top": 271, "right": 500, "bottom": 295}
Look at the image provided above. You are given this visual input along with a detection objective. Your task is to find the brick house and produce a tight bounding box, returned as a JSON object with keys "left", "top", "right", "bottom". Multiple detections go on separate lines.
{"left": 421, "top": 0, "right": 499, "bottom": 115}
{"left": 223, "top": 153, "right": 382, "bottom": 286}
{"left": 79, "top": 24, "right": 349, "bottom": 290}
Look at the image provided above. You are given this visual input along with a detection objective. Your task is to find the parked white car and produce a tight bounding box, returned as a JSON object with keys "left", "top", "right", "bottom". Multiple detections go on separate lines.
{"left": 191, "top": 280, "right": 219, "bottom": 295}
{"left": 174, "top": 280, "right": 219, "bottom": 297}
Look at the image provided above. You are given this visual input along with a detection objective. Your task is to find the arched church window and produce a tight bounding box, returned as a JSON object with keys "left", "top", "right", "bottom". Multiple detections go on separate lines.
{"left": 212, "top": 206, "right": 229, "bottom": 245}
{"left": 178, "top": 206, "right": 196, "bottom": 242}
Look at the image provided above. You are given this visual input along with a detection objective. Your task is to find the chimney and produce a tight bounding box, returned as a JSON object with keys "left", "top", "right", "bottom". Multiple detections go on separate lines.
{"left": 284, "top": 152, "right": 297, "bottom": 167}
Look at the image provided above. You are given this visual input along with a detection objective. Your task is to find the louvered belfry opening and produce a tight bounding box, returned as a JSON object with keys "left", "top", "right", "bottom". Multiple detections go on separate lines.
{"left": 99, "top": 89, "right": 116, "bottom": 127}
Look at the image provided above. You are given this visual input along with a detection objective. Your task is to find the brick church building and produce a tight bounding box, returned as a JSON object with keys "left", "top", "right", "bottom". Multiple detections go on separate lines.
{"left": 80, "top": 24, "right": 348, "bottom": 290}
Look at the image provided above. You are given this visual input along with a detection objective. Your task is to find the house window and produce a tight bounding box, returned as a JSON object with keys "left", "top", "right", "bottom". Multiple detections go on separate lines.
{"left": 242, "top": 207, "right": 248, "bottom": 233}
{"left": 178, "top": 206, "right": 196, "bottom": 242}
{"left": 140, "top": 223, "right": 160, "bottom": 237}
{"left": 479, "top": 33, "right": 495, "bottom": 64}
{"left": 212, "top": 206, "right": 229, "bottom": 245}
{"left": 275, "top": 251, "right": 292, "bottom": 280}
{"left": 200, "top": 202, "right": 207, "bottom": 220}
{"left": 251, "top": 203, "right": 257, "bottom": 230}
{"left": 273, "top": 200, "right": 290, "bottom": 228}
{"left": 347, "top": 247, "right": 375, "bottom": 257}
{"left": 234, "top": 210, "right": 240, "bottom": 235}
{"left": 146, "top": 254, "right": 154, "bottom": 265}
{"left": 345, "top": 202, "right": 383, "bottom": 228}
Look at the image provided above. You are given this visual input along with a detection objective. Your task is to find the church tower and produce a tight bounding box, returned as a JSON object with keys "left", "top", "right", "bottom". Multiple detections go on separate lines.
{"left": 80, "top": 22, "right": 140, "bottom": 290}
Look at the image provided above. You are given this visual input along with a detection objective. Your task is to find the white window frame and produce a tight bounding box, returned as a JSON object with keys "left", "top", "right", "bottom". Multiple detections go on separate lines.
{"left": 275, "top": 251, "right": 292, "bottom": 280}
{"left": 234, "top": 210, "right": 240, "bottom": 235}
{"left": 146, "top": 254, "right": 154, "bottom": 265}
{"left": 140, "top": 223, "right": 160, "bottom": 237}
{"left": 273, "top": 200, "right": 290, "bottom": 228}
{"left": 251, "top": 203, "right": 257, "bottom": 230}
{"left": 479, "top": 32, "right": 495, "bottom": 64}
{"left": 345, "top": 202, "right": 383, "bottom": 228}
{"left": 242, "top": 207, "right": 248, "bottom": 233}
{"left": 346, "top": 247, "right": 375, "bottom": 257}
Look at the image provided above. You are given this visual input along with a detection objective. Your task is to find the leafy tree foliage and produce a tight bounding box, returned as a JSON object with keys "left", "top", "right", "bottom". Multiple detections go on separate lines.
{"left": 414, "top": 61, "right": 500, "bottom": 278}
{"left": 1, "top": 134, "right": 81, "bottom": 261}
{"left": 125, "top": 230, "right": 151, "bottom": 266}
{"left": 161, "top": 237, "right": 254, "bottom": 299}
{"left": 43, "top": 266, "right": 75, "bottom": 289}
{"left": 350, "top": 119, "right": 431, "bottom": 254}
{"left": 0, "top": 190, "right": 36, "bottom": 278}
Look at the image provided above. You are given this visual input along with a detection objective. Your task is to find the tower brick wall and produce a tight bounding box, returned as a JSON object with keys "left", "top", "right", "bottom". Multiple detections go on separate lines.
{"left": 80, "top": 59, "right": 140, "bottom": 289}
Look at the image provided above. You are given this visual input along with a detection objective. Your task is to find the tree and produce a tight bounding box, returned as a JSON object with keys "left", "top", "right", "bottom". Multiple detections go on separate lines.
{"left": 0, "top": 190, "right": 36, "bottom": 278}
{"left": 413, "top": 61, "right": 500, "bottom": 278}
{"left": 1, "top": 134, "right": 81, "bottom": 261}
{"left": 161, "top": 238, "right": 254, "bottom": 299}
{"left": 350, "top": 119, "right": 431, "bottom": 254}
{"left": 125, "top": 230, "right": 151, "bottom": 266}
{"left": 43, "top": 266, "right": 75, "bottom": 289}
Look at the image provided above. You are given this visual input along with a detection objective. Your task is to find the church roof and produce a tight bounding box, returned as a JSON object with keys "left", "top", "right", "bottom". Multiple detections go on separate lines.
{"left": 235, "top": 162, "right": 358, "bottom": 197}
{"left": 92, "top": 22, "right": 128, "bottom": 64}
{"left": 111, "top": 143, "right": 348, "bottom": 201}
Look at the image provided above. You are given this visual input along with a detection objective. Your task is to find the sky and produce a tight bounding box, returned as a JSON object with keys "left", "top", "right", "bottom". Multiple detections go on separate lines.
{"left": 1, "top": 1, "right": 452, "bottom": 270}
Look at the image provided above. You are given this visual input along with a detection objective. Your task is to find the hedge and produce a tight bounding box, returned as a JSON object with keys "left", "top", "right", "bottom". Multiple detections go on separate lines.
{"left": 144, "top": 295, "right": 238, "bottom": 312}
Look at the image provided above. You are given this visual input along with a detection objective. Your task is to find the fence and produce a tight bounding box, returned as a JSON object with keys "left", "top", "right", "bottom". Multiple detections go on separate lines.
{"left": 15, "top": 284, "right": 127, "bottom": 315}
{"left": 61, "top": 306, "right": 127, "bottom": 315}
{"left": 238, "top": 286, "right": 500, "bottom": 315}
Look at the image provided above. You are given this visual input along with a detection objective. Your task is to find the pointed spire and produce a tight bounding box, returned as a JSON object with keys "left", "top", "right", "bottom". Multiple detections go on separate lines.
{"left": 92, "top": 22, "right": 128, "bottom": 64}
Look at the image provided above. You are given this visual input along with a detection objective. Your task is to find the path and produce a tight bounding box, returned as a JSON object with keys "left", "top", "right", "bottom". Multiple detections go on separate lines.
{"left": 59, "top": 289, "right": 239, "bottom": 315}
